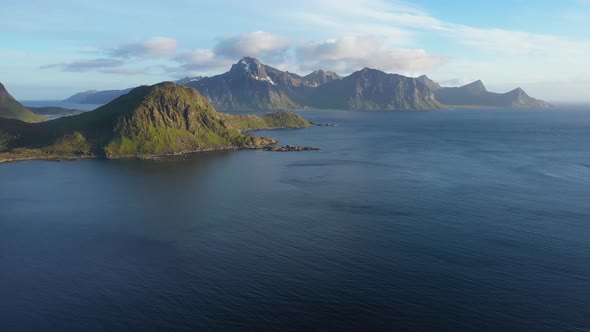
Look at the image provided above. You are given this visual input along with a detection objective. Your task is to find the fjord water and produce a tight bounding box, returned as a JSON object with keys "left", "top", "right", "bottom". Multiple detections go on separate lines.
{"left": 1, "top": 109, "right": 589, "bottom": 330}
{"left": 21, "top": 100, "right": 102, "bottom": 111}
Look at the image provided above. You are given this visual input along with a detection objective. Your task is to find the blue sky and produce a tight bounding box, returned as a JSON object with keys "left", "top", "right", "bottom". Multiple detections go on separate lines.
{"left": 2, "top": 0, "right": 590, "bottom": 101}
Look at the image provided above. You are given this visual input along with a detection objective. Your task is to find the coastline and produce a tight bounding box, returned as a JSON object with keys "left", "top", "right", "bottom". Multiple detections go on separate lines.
{"left": 0, "top": 124, "right": 319, "bottom": 164}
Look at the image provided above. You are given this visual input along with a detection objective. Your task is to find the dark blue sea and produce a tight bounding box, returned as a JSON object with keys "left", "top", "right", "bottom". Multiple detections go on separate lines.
{"left": 21, "top": 100, "right": 102, "bottom": 111}
{"left": 1, "top": 109, "right": 589, "bottom": 331}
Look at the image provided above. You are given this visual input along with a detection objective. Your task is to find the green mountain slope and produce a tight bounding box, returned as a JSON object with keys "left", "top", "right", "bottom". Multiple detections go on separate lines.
{"left": 0, "top": 83, "right": 45, "bottom": 122}
{"left": 0, "top": 82, "right": 312, "bottom": 161}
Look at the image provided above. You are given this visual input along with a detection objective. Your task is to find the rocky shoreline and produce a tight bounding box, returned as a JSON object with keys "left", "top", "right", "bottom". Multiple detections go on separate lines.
{"left": 0, "top": 143, "right": 321, "bottom": 163}
{"left": 263, "top": 144, "right": 320, "bottom": 152}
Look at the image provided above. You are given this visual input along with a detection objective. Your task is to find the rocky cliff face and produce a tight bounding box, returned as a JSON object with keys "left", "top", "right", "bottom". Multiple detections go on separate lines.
{"left": 416, "top": 75, "right": 441, "bottom": 91}
{"left": 305, "top": 68, "right": 443, "bottom": 110}
{"left": 185, "top": 57, "right": 301, "bottom": 110}
{"left": 187, "top": 58, "right": 442, "bottom": 111}
{"left": 505, "top": 87, "right": 552, "bottom": 108}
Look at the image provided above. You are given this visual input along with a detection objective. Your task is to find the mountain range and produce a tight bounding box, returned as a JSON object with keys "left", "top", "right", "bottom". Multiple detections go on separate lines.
{"left": 0, "top": 82, "right": 312, "bottom": 162}
{"left": 184, "top": 58, "right": 443, "bottom": 110}
{"left": 417, "top": 76, "right": 551, "bottom": 108}
{"left": 62, "top": 57, "right": 552, "bottom": 110}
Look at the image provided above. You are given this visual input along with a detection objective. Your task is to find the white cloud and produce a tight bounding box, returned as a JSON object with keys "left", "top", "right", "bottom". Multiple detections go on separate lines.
{"left": 288, "top": 12, "right": 414, "bottom": 45}
{"left": 41, "top": 37, "right": 180, "bottom": 75}
{"left": 110, "top": 36, "right": 178, "bottom": 58}
{"left": 296, "top": 35, "right": 446, "bottom": 74}
{"left": 294, "top": 0, "right": 590, "bottom": 58}
{"left": 450, "top": 26, "right": 590, "bottom": 57}
{"left": 213, "top": 31, "right": 290, "bottom": 59}
{"left": 101, "top": 68, "right": 141, "bottom": 75}
{"left": 41, "top": 58, "right": 124, "bottom": 72}
{"left": 175, "top": 49, "right": 233, "bottom": 72}
{"left": 287, "top": 0, "right": 447, "bottom": 32}
{"left": 287, "top": 0, "right": 590, "bottom": 101}
{"left": 175, "top": 31, "right": 291, "bottom": 74}
{"left": 32, "top": 1, "right": 590, "bottom": 100}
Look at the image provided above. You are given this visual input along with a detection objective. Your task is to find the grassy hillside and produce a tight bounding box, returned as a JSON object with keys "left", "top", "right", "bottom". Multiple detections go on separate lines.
{"left": 226, "top": 111, "right": 313, "bottom": 130}
{"left": 0, "top": 82, "right": 313, "bottom": 161}
{"left": 0, "top": 83, "right": 45, "bottom": 122}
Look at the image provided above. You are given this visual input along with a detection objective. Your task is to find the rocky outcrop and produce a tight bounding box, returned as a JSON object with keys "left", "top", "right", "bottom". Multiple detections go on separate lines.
{"left": 263, "top": 144, "right": 320, "bottom": 152}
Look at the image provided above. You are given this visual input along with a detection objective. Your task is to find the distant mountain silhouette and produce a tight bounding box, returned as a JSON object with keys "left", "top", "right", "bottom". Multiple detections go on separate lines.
{"left": 433, "top": 79, "right": 551, "bottom": 108}
{"left": 64, "top": 88, "right": 133, "bottom": 104}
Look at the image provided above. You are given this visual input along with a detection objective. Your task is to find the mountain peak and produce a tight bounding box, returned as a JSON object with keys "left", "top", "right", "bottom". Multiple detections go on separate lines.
{"left": 236, "top": 57, "right": 263, "bottom": 73}
{"left": 239, "top": 56, "right": 261, "bottom": 63}
{"left": 463, "top": 80, "right": 487, "bottom": 93}
{"left": 416, "top": 75, "right": 441, "bottom": 91}
{"left": 227, "top": 57, "right": 280, "bottom": 85}
{"left": 0, "top": 84, "right": 9, "bottom": 100}
{"left": 0, "top": 82, "right": 45, "bottom": 122}
{"left": 512, "top": 87, "right": 525, "bottom": 94}
{"left": 356, "top": 67, "right": 385, "bottom": 76}
{"left": 303, "top": 69, "right": 342, "bottom": 86}
{"left": 0, "top": 82, "right": 11, "bottom": 99}
{"left": 507, "top": 87, "right": 527, "bottom": 99}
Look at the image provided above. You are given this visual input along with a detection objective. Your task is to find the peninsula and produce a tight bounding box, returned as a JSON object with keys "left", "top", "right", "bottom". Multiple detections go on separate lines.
{"left": 0, "top": 82, "right": 313, "bottom": 162}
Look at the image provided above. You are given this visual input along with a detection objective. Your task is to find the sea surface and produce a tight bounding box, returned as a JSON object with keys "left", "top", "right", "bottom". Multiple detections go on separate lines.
{"left": 1, "top": 108, "right": 589, "bottom": 330}
{"left": 21, "top": 100, "right": 103, "bottom": 111}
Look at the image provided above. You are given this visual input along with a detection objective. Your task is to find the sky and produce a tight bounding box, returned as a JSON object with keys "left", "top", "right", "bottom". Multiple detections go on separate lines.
{"left": 2, "top": 0, "right": 590, "bottom": 102}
